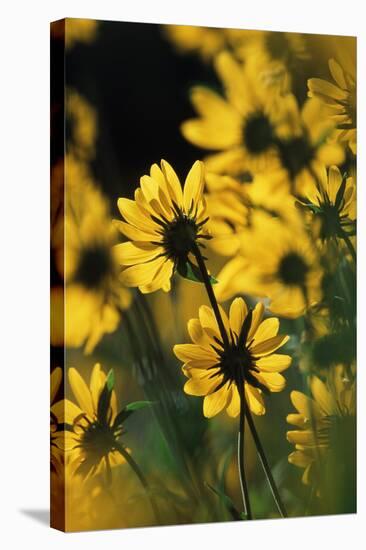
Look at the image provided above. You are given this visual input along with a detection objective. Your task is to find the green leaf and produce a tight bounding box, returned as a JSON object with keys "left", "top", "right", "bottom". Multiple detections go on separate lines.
{"left": 177, "top": 259, "right": 218, "bottom": 284}
{"left": 106, "top": 369, "right": 115, "bottom": 391}
{"left": 125, "top": 400, "right": 156, "bottom": 412}
{"left": 205, "top": 482, "right": 243, "bottom": 521}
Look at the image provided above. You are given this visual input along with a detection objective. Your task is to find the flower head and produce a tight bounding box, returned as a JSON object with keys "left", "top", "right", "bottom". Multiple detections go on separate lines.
{"left": 174, "top": 297, "right": 291, "bottom": 418}
{"left": 57, "top": 157, "right": 131, "bottom": 354}
{"left": 276, "top": 97, "right": 345, "bottom": 195}
{"left": 308, "top": 58, "right": 356, "bottom": 154}
{"left": 181, "top": 51, "right": 291, "bottom": 176}
{"left": 115, "top": 159, "right": 209, "bottom": 293}
{"left": 287, "top": 366, "right": 355, "bottom": 489}
{"left": 301, "top": 165, "right": 356, "bottom": 243}
{"left": 54, "top": 364, "right": 129, "bottom": 481}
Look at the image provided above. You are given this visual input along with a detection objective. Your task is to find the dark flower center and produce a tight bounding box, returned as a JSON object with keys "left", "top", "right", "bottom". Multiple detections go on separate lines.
{"left": 243, "top": 112, "right": 274, "bottom": 154}
{"left": 151, "top": 204, "right": 209, "bottom": 265}
{"left": 207, "top": 311, "right": 268, "bottom": 394}
{"left": 75, "top": 244, "right": 113, "bottom": 289}
{"left": 317, "top": 203, "right": 342, "bottom": 240}
{"left": 278, "top": 252, "right": 309, "bottom": 286}
{"left": 278, "top": 137, "right": 314, "bottom": 179}
{"left": 81, "top": 421, "right": 116, "bottom": 460}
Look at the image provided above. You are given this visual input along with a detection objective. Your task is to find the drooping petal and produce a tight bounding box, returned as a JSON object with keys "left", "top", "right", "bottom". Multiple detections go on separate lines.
{"left": 119, "top": 256, "right": 166, "bottom": 288}
{"left": 114, "top": 242, "right": 163, "bottom": 266}
{"left": 203, "top": 382, "right": 231, "bottom": 418}
{"left": 310, "top": 376, "right": 334, "bottom": 415}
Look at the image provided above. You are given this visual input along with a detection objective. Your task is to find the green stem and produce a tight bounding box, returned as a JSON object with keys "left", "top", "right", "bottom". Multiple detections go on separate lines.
{"left": 238, "top": 383, "right": 252, "bottom": 520}
{"left": 245, "top": 404, "right": 288, "bottom": 518}
{"left": 115, "top": 441, "right": 160, "bottom": 524}
{"left": 192, "top": 243, "right": 230, "bottom": 348}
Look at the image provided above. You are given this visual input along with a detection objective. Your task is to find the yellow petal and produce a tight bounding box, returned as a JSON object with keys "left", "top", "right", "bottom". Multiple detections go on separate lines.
{"left": 187, "top": 318, "right": 211, "bottom": 347}
{"left": 161, "top": 159, "right": 183, "bottom": 205}
{"left": 184, "top": 372, "right": 222, "bottom": 396}
{"left": 68, "top": 368, "right": 94, "bottom": 417}
{"left": 310, "top": 376, "right": 334, "bottom": 415}
{"left": 114, "top": 242, "right": 163, "bottom": 266}
{"left": 120, "top": 256, "right": 166, "bottom": 287}
{"left": 288, "top": 450, "right": 312, "bottom": 468}
{"left": 329, "top": 59, "right": 347, "bottom": 90}
{"left": 51, "top": 367, "right": 62, "bottom": 405}
{"left": 247, "top": 302, "right": 265, "bottom": 342}
{"left": 90, "top": 363, "right": 104, "bottom": 413}
{"left": 307, "top": 78, "right": 348, "bottom": 101}
{"left": 254, "top": 371, "right": 286, "bottom": 392}
{"left": 173, "top": 343, "right": 216, "bottom": 363}
{"left": 255, "top": 354, "right": 291, "bottom": 372}
{"left": 327, "top": 165, "right": 342, "bottom": 204}
{"left": 139, "top": 259, "right": 174, "bottom": 293}
{"left": 199, "top": 305, "right": 221, "bottom": 339}
{"left": 203, "top": 383, "right": 230, "bottom": 418}
{"left": 229, "top": 297, "right": 248, "bottom": 338}
{"left": 117, "top": 197, "right": 158, "bottom": 233}
{"left": 287, "top": 430, "right": 315, "bottom": 446}
{"left": 113, "top": 219, "right": 156, "bottom": 241}
{"left": 251, "top": 335, "right": 289, "bottom": 356}
{"left": 226, "top": 385, "right": 240, "bottom": 417}
{"left": 245, "top": 384, "right": 265, "bottom": 415}
{"left": 183, "top": 160, "right": 205, "bottom": 213}
{"left": 251, "top": 317, "right": 279, "bottom": 344}
{"left": 290, "top": 390, "right": 320, "bottom": 418}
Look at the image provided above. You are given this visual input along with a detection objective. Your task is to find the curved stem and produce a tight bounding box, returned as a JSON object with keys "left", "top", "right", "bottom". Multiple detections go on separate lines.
{"left": 192, "top": 243, "right": 230, "bottom": 348}
{"left": 238, "top": 383, "right": 252, "bottom": 520}
{"left": 115, "top": 442, "right": 160, "bottom": 524}
{"left": 245, "top": 404, "right": 288, "bottom": 518}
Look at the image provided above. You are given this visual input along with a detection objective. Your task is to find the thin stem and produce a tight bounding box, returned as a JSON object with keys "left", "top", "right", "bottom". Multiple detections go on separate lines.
{"left": 238, "top": 383, "right": 252, "bottom": 520}
{"left": 192, "top": 243, "right": 230, "bottom": 348}
{"left": 114, "top": 441, "right": 160, "bottom": 524}
{"left": 245, "top": 404, "right": 288, "bottom": 518}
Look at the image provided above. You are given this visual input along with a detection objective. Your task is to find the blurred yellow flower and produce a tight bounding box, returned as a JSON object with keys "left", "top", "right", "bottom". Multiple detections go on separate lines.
{"left": 174, "top": 297, "right": 291, "bottom": 418}
{"left": 287, "top": 366, "right": 355, "bottom": 488}
{"left": 308, "top": 58, "right": 356, "bottom": 154}
{"left": 54, "top": 364, "right": 129, "bottom": 481}
{"left": 205, "top": 172, "right": 250, "bottom": 257}
{"left": 57, "top": 156, "right": 131, "bottom": 354}
{"left": 181, "top": 51, "right": 292, "bottom": 176}
{"left": 164, "top": 24, "right": 226, "bottom": 61}
{"left": 215, "top": 211, "right": 323, "bottom": 318}
{"left": 115, "top": 159, "right": 209, "bottom": 293}
{"left": 66, "top": 89, "right": 97, "bottom": 161}
{"left": 276, "top": 97, "right": 345, "bottom": 196}
{"left": 242, "top": 31, "right": 309, "bottom": 100}
{"left": 65, "top": 18, "right": 98, "bottom": 49}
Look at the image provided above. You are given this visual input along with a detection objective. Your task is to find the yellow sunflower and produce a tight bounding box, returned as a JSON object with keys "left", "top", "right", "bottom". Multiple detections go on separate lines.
{"left": 215, "top": 211, "right": 323, "bottom": 318}
{"left": 308, "top": 58, "right": 356, "bottom": 154}
{"left": 276, "top": 96, "right": 345, "bottom": 196}
{"left": 114, "top": 159, "right": 209, "bottom": 293}
{"left": 287, "top": 366, "right": 355, "bottom": 490}
{"left": 181, "top": 51, "right": 293, "bottom": 176}
{"left": 300, "top": 164, "right": 356, "bottom": 251}
{"left": 51, "top": 367, "right": 63, "bottom": 476}
{"left": 174, "top": 297, "right": 291, "bottom": 418}
{"left": 57, "top": 156, "right": 131, "bottom": 354}
{"left": 53, "top": 364, "right": 129, "bottom": 481}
